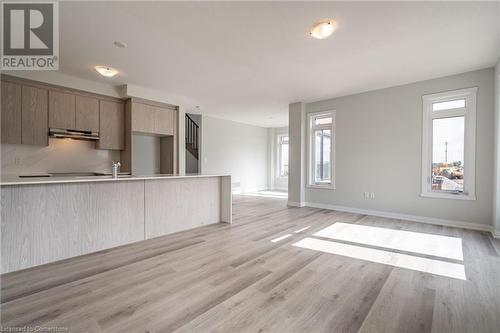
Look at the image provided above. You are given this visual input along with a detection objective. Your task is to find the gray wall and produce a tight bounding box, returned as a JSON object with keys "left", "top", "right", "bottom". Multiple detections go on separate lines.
{"left": 186, "top": 150, "right": 199, "bottom": 174}
{"left": 288, "top": 102, "right": 306, "bottom": 205}
{"left": 494, "top": 59, "right": 500, "bottom": 233}
{"left": 132, "top": 134, "right": 160, "bottom": 175}
{"left": 201, "top": 116, "right": 268, "bottom": 192}
{"left": 299, "top": 68, "right": 494, "bottom": 226}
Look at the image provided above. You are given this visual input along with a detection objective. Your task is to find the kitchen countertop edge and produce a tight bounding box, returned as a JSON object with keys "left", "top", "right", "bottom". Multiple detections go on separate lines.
{"left": 0, "top": 174, "right": 230, "bottom": 186}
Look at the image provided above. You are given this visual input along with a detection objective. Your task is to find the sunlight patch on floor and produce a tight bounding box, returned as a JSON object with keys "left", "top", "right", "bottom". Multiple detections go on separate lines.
{"left": 271, "top": 234, "right": 292, "bottom": 242}
{"left": 294, "top": 226, "right": 310, "bottom": 233}
{"left": 314, "top": 223, "right": 464, "bottom": 260}
{"left": 241, "top": 190, "right": 288, "bottom": 199}
{"left": 293, "top": 237, "right": 466, "bottom": 280}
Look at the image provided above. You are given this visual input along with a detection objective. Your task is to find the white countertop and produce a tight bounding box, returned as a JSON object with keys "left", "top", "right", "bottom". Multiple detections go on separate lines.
{"left": 0, "top": 174, "right": 229, "bottom": 186}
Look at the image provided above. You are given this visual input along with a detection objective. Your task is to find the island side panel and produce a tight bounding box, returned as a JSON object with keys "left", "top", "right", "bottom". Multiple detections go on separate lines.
{"left": 220, "top": 175, "right": 232, "bottom": 223}
{"left": 1, "top": 181, "right": 145, "bottom": 273}
{"left": 144, "top": 177, "right": 221, "bottom": 239}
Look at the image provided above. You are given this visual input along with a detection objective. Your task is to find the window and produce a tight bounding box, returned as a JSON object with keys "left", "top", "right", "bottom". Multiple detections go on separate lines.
{"left": 308, "top": 111, "right": 335, "bottom": 189}
{"left": 278, "top": 135, "right": 289, "bottom": 177}
{"left": 421, "top": 87, "right": 477, "bottom": 200}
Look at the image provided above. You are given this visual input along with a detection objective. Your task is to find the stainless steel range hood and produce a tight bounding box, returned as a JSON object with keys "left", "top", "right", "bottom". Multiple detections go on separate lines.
{"left": 49, "top": 128, "right": 99, "bottom": 141}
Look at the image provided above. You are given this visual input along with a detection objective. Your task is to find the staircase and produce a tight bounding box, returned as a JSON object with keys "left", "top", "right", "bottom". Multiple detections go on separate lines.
{"left": 185, "top": 114, "right": 199, "bottom": 159}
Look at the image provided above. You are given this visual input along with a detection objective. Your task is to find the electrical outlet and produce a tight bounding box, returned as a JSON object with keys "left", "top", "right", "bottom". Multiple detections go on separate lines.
{"left": 364, "top": 192, "right": 370, "bottom": 199}
{"left": 14, "top": 157, "right": 21, "bottom": 166}
{"left": 370, "top": 192, "right": 375, "bottom": 199}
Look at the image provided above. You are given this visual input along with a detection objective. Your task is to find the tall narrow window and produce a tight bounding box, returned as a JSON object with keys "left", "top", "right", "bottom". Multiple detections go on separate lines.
{"left": 278, "top": 135, "right": 289, "bottom": 177}
{"left": 308, "top": 111, "right": 335, "bottom": 188}
{"left": 421, "top": 88, "right": 477, "bottom": 200}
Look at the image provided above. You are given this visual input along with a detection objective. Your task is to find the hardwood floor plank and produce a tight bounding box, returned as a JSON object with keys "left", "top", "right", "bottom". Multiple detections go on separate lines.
{"left": 1, "top": 195, "right": 499, "bottom": 333}
{"left": 394, "top": 287, "right": 435, "bottom": 333}
{"left": 1, "top": 238, "right": 205, "bottom": 303}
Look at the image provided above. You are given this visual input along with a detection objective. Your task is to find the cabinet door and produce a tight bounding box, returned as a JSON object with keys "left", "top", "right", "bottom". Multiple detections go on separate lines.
{"left": 131, "top": 102, "right": 154, "bottom": 134}
{"left": 98, "top": 100, "right": 124, "bottom": 150}
{"left": 131, "top": 102, "right": 174, "bottom": 135}
{"left": 154, "top": 107, "right": 174, "bottom": 135}
{"left": 1, "top": 81, "right": 22, "bottom": 144}
{"left": 75, "top": 95, "right": 99, "bottom": 132}
{"left": 49, "top": 90, "right": 75, "bottom": 129}
{"left": 22, "top": 86, "right": 48, "bottom": 146}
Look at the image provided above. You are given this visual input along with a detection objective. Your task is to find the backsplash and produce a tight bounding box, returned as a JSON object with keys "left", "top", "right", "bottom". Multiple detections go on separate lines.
{"left": 1, "top": 138, "right": 120, "bottom": 176}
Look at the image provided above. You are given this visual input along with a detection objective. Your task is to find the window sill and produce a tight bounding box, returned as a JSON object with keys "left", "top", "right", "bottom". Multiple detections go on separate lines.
{"left": 420, "top": 192, "right": 476, "bottom": 201}
{"left": 307, "top": 184, "right": 335, "bottom": 190}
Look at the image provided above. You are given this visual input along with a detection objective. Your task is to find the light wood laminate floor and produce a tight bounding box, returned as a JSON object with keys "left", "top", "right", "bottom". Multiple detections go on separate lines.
{"left": 1, "top": 195, "right": 500, "bottom": 333}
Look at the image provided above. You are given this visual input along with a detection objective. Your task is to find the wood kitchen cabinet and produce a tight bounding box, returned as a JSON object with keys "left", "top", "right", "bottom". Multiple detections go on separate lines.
{"left": 75, "top": 95, "right": 99, "bottom": 132}
{"left": 121, "top": 98, "right": 179, "bottom": 174}
{"left": 1, "top": 75, "right": 179, "bottom": 156}
{"left": 49, "top": 92, "right": 99, "bottom": 132}
{"left": 21, "top": 85, "right": 48, "bottom": 146}
{"left": 49, "top": 90, "right": 75, "bottom": 129}
{"left": 1, "top": 78, "right": 48, "bottom": 146}
{"left": 1, "top": 81, "right": 22, "bottom": 144}
{"left": 97, "top": 100, "right": 125, "bottom": 150}
{"left": 131, "top": 102, "right": 175, "bottom": 135}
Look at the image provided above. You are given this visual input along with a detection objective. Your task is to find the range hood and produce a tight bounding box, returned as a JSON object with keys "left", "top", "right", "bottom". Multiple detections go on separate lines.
{"left": 49, "top": 128, "right": 99, "bottom": 141}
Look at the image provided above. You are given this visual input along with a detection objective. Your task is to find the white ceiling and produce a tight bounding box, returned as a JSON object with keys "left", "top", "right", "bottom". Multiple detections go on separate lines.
{"left": 57, "top": 1, "right": 500, "bottom": 127}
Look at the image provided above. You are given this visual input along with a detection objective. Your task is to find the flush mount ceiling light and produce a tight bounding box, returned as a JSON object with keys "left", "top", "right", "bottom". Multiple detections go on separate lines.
{"left": 309, "top": 19, "right": 337, "bottom": 39}
{"left": 95, "top": 66, "right": 118, "bottom": 77}
{"left": 114, "top": 41, "right": 127, "bottom": 48}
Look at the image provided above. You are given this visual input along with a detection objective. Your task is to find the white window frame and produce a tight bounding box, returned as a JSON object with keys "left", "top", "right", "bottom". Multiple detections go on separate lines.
{"left": 421, "top": 87, "right": 477, "bottom": 200}
{"left": 277, "top": 134, "right": 289, "bottom": 178}
{"left": 307, "top": 110, "right": 336, "bottom": 189}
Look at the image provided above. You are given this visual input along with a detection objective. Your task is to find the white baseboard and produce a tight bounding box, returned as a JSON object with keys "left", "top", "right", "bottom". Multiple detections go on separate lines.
{"left": 305, "top": 201, "right": 494, "bottom": 235}
{"left": 287, "top": 201, "right": 306, "bottom": 207}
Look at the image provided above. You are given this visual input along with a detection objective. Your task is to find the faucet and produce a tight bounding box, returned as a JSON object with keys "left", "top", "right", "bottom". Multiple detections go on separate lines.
{"left": 112, "top": 161, "right": 121, "bottom": 178}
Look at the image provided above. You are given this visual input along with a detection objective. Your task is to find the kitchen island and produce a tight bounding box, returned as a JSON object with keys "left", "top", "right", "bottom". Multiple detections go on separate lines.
{"left": 0, "top": 174, "right": 231, "bottom": 273}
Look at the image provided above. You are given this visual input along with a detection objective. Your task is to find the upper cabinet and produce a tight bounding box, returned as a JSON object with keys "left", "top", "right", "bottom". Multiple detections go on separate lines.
{"left": 49, "top": 92, "right": 99, "bottom": 132}
{"left": 49, "top": 90, "right": 75, "bottom": 129}
{"left": 1, "top": 81, "right": 22, "bottom": 144}
{"left": 131, "top": 101, "right": 175, "bottom": 136}
{"left": 97, "top": 100, "right": 125, "bottom": 150}
{"left": 21, "top": 85, "right": 49, "bottom": 146}
{"left": 75, "top": 95, "right": 99, "bottom": 132}
{"left": 1, "top": 80, "right": 49, "bottom": 146}
{"left": 120, "top": 99, "right": 178, "bottom": 174}
{"left": 0, "top": 76, "right": 178, "bottom": 160}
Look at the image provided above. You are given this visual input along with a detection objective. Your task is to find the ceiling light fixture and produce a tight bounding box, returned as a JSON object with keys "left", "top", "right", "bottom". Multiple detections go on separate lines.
{"left": 114, "top": 41, "right": 127, "bottom": 48}
{"left": 309, "top": 19, "right": 337, "bottom": 39}
{"left": 95, "top": 66, "right": 119, "bottom": 77}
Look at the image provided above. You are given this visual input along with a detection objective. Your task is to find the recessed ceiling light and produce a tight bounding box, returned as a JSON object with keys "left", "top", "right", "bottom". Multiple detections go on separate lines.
{"left": 114, "top": 41, "right": 127, "bottom": 48}
{"left": 95, "top": 66, "right": 119, "bottom": 77}
{"left": 309, "top": 19, "right": 337, "bottom": 39}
